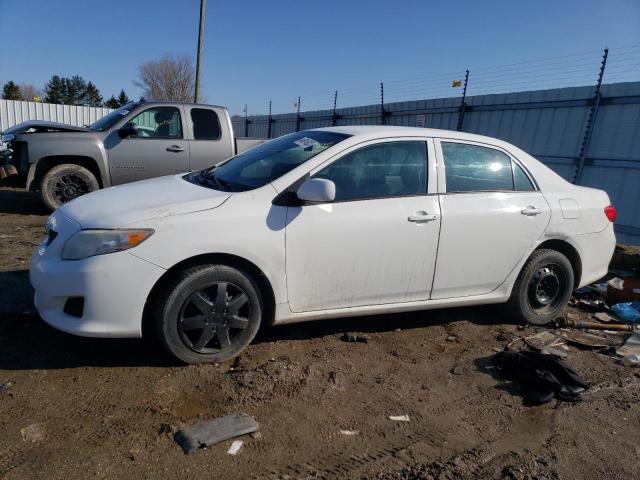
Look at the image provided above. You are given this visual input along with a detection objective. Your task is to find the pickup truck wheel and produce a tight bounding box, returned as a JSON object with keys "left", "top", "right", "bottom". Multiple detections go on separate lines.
{"left": 507, "top": 249, "right": 574, "bottom": 326}
{"left": 41, "top": 164, "right": 100, "bottom": 211}
{"left": 153, "top": 265, "right": 262, "bottom": 364}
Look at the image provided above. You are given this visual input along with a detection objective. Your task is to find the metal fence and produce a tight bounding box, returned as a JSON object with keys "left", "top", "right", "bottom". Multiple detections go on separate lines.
{"left": 232, "top": 78, "right": 640, "bottom": 245}
{"left": 0, "top": 100, "right": 113, "bottom": 131}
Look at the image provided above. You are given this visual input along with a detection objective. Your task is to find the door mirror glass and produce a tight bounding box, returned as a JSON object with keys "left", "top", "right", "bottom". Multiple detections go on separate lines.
{"left": 118, "top": 122, "right": 138, "bottom": 138}
{"left": 296, "top": 178, "right": 336, "bottom": 203}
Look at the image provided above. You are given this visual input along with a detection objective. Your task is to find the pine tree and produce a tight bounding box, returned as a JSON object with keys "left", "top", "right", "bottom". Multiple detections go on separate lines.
{"left": 85, "top": 82, "right": 103, "bottom": 107}
{"left": 44, "top": 75, "right": 65, "bottom": 103}
{"left": 63, "top": 75, "right": 87, "bottom": 105}
{"left": 104, "top": 95, "right": 120, "bottom": 109}
{"left": 117, "top": 89, "right": 130, "bottom": 106}
{"left": 2, "top": 81, "right": 22, "bottom": 100}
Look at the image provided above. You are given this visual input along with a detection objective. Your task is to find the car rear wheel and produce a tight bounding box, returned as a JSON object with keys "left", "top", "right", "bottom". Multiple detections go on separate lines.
{"left": 41, "top": 163, "right": 100, "bottom": 211}
{"left": 507, "top": 249, "right": 574, "bottom": 325}
{"left": 153, "top": 264, "right": 262, "bottom": 364}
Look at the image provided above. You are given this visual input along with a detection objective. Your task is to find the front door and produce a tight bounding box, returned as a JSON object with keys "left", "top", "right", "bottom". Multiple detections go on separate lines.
{"left": 107, "top": 106, "right": 189, "bottom": 184}
{"left": 431, "top": 140, "right": 551, "bottom": 299}
{"left": 285, "top": 140, "right": 441, "bottom": 312}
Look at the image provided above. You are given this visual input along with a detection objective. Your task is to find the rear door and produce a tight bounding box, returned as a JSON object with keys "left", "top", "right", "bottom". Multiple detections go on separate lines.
{"left": 431, "top": 139, "right": 550, "bottom": 299}
{"left": 187, "top": 107, "right": 235, "bottom": 171}
{"left": 107, "top": 105, "right": 189, "bottom": 184}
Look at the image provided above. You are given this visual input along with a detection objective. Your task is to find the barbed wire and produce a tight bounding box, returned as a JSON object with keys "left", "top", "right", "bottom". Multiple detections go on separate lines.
{"left": 234, "top": 44, "right": 640, "bottom": 116}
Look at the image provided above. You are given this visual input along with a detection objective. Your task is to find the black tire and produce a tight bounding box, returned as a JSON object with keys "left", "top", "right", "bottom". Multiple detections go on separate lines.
{"left": 507, "top": 249, "right": 574, "bottom": 326}
{"left": 153, "top": 264, "right": 262, "bottom": 364}
{"left": 40, "top": 163, "right": 100, "bottom": 211}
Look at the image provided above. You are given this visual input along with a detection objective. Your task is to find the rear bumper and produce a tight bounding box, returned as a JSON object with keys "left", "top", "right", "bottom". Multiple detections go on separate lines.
{"left": 574, "top": 223, "right": 616, "bottom": 288}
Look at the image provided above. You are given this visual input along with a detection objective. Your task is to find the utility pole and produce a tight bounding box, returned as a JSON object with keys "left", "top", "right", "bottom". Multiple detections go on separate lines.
{"left": 194, "top": 0, "right": 206, "bottom": 103}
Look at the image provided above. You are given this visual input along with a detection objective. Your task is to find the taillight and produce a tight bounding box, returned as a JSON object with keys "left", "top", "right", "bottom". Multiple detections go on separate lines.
{"left": 604, "top": 205, "right": 616, "bottom": 222}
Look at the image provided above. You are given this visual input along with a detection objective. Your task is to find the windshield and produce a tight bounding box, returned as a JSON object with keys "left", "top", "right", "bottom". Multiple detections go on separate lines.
{"left": 189, "top": 131, "right": 350, "bottom": 192}
{"left": 89, "top": 104, "right": 135, "bottom": 132}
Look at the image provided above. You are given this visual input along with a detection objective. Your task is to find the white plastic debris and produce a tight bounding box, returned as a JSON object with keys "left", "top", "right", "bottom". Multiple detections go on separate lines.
{"left": 339, "top": 430, "right": 359, "bottom": 436}
{"left": 227, "top": 440, "right": 244, "bottom": 455}
{"left": 388, "top": 415, "right": 410, "bottom": 422}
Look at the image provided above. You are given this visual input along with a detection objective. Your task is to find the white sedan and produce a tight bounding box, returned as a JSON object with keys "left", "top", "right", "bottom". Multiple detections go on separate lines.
{"left": 30, "top": 126, "right": 616, "bottom": 363}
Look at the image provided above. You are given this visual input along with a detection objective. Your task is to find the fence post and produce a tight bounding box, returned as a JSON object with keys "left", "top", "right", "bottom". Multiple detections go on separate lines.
{"left": 244, "top": 104, "right": 249, "bottom": 138}
{"left": 267, "top": 100, "right": 273, "bottom": 139}
{"left": 573, "top": 48, "right": 609, "bottom": 184}
{"left": 331, "top": 90, "right": 338, "bottom": 126}
{"left": 456, "top": 70, "right": 469, "bottom": 131}
{"left": 380, "top": 82, "right": 386, "bottom": 125}
{"left": 295, "top": 96, "right": 301, "bottom": 132}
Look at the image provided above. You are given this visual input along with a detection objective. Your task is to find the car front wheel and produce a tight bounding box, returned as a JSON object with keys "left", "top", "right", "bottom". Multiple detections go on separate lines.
{"left": 153, "top": 264, "right": 262, "bottom": 364}
{"left": 507, "top": 248, "right": 574, "bottom": 325}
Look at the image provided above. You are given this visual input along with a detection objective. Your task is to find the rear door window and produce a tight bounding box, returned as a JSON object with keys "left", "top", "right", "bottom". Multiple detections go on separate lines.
{"left": 191, "top": 108, "right": 221, "bottom": 140}
{"left": 442, "top": 142, "right": 513, "bottom": 192}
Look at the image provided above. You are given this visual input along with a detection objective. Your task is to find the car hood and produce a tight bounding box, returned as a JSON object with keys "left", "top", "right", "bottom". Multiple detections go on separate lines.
{"left": 4, "top": 120, "right": 90, "bottom": 135}
{"left": 59, "top": 174, "right": 231, "bottom": 228}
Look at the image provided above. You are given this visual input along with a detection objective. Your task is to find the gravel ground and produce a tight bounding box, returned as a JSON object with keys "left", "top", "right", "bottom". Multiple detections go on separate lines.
{"left": 1, "top": 187, "right": 639, "bottom": 480}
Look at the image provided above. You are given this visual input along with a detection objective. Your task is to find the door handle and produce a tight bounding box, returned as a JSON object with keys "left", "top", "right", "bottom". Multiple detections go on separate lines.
{"left": 166, "top": 145, "right": 185, "bottom": 152}
{"left": 521, "top": 205, "right": 544, "bottom": 216}
{"left": 408, "top": 212, "right": 439, "bottom": 223}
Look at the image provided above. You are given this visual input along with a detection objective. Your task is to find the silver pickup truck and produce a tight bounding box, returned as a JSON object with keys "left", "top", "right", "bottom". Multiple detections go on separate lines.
{"left": 0, "top": 101, "right": 264, "bottom": 210}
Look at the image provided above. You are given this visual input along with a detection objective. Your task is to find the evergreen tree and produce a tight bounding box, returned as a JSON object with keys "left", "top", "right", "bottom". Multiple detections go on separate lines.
{"left": 104, "top": 95, "right": 120, "bottom": 109}
{"left": 44, "top": 75, "right": 65, "bottom": 103}
{"left": 117, "top": 89, "right": 130, "bottom": 106}
{"left": 63, "top": 75, "right": 87, "bottom": 105}
{"left": 2, "top": 81, "right": 22, "bottom": 100}
{"left": 85, "top": 82, "right": 103, "bottom": 107}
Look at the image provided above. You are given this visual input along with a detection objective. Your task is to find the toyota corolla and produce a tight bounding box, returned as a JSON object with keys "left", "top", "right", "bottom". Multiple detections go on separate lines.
{"left": 30, "top": 126, "right": 616, "bottom": 363}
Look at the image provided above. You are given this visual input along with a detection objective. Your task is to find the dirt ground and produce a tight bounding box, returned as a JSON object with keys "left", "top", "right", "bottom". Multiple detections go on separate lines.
{"left": 1, "top": 187, "right": 639, "bottom": 480}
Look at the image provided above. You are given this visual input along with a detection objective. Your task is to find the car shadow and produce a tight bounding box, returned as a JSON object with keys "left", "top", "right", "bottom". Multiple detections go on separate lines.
{"left": 0, "top": 187, "right": 49, "bottom": 215}
{"left": 0, "top": 266, "right": 519, "bottom": 371}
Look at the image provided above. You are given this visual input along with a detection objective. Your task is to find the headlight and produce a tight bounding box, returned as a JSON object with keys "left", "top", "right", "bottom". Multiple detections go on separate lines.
{"left": 1, "top": 133, "right": 14, "bottom": 143}
{"left": 62, "top": 229, "right": 154, "bottom": 260}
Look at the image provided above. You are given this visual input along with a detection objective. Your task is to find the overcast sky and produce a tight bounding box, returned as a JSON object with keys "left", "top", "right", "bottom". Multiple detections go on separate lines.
{"left": 1, "top": 0, "right": 639, "bottom": 114}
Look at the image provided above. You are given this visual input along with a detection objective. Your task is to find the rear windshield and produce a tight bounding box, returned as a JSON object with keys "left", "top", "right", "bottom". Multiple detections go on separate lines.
{"left": 189, "top": 131, "right": 350, "bottom": 192}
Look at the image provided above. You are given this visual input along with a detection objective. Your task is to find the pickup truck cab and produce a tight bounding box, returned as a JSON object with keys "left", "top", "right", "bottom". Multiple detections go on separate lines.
{"left": 2, "top": 101, "right": 264, "bottom": 210}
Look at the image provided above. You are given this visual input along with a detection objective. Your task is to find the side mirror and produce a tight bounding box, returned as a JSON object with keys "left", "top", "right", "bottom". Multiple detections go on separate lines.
{"left": 296, "top": 178, "right": 336, "bottom": 203}
{"left": 118, "top": 122, "right": 138, "bottom": 138}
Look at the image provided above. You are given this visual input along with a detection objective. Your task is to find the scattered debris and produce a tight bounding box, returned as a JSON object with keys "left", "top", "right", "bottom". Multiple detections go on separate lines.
{"left": 339, "top": 429, "right": 360, "bottom": 436}
{"left": 451, "top": 366, "right": 464, "bottom": 375}
{"left": 250, "top": 431, "right": 262, "bottom": 440}
{"left": 564, "top": 331, "right": 618, "bottom": 349}
{"left": 388, "top": 415, "right": 410, "bottom": 422}
{"left": 560, "top": 317, "right": 637, "bottom": 331}
{"left": 446, "top": 335, "right": 457, "bottom": 342}
{"left": 340, "top": 332, "right": 370, "bottom": 343}
{"left": 523, "top": 331, "right": 564, "bottom": 351}
{"left": 617, "top": 333, "right": 640, "bottom": 357}
{"left": 227, "top": 440, "right": 244, "bottom": 455}
{"left": 570, "top": 291, "right": 606, "bottom": 311}
{"left": 0, "top": 381, "right": 12, "bottom": 393}
{"left": 622, "top": 354, "right": 640, "bottom": 368}
{"left": 20, "top": 423, "right": 46, "bottom": 443}
{"left": 607, "top": 277, "right": 640, "bottom": 304}
{"left": 610, "top": 302, "right": 640, "bottom": 324}
{"left": 491, "top": 351, "right": 588, "bottom": 404}
{"left": 594, "top": 312, "right": 617, "bottom": 323}
{"left": 174, "top": 414, "right": 259, "bottom": 455}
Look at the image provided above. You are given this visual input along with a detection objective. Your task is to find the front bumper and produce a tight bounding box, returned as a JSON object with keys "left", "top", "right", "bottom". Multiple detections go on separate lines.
{"left": 30, "top": 215, "right": 166, "bottom": 338}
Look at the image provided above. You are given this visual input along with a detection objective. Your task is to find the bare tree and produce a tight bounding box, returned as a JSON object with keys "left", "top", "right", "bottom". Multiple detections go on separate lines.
{"left": 20, "top": 83, "right": 42, "bottom": 102}
{"left": 134, "top": 53, "right": 195, "bottom": 102}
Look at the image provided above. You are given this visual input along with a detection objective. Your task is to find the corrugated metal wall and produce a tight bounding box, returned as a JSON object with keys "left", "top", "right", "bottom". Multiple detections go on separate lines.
{"left": 0, "top": 100, "right": 113, "bottom": 131}
{"left": 1, "top": 84, "right": 638, "bottom": 244}
{"left": 233, "top": 81, "right": 640, "bottom": 245}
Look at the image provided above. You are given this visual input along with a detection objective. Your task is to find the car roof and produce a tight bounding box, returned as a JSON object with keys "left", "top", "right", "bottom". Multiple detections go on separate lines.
{"left": 311, "top": 125, "right": 504, "bottom": 145}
